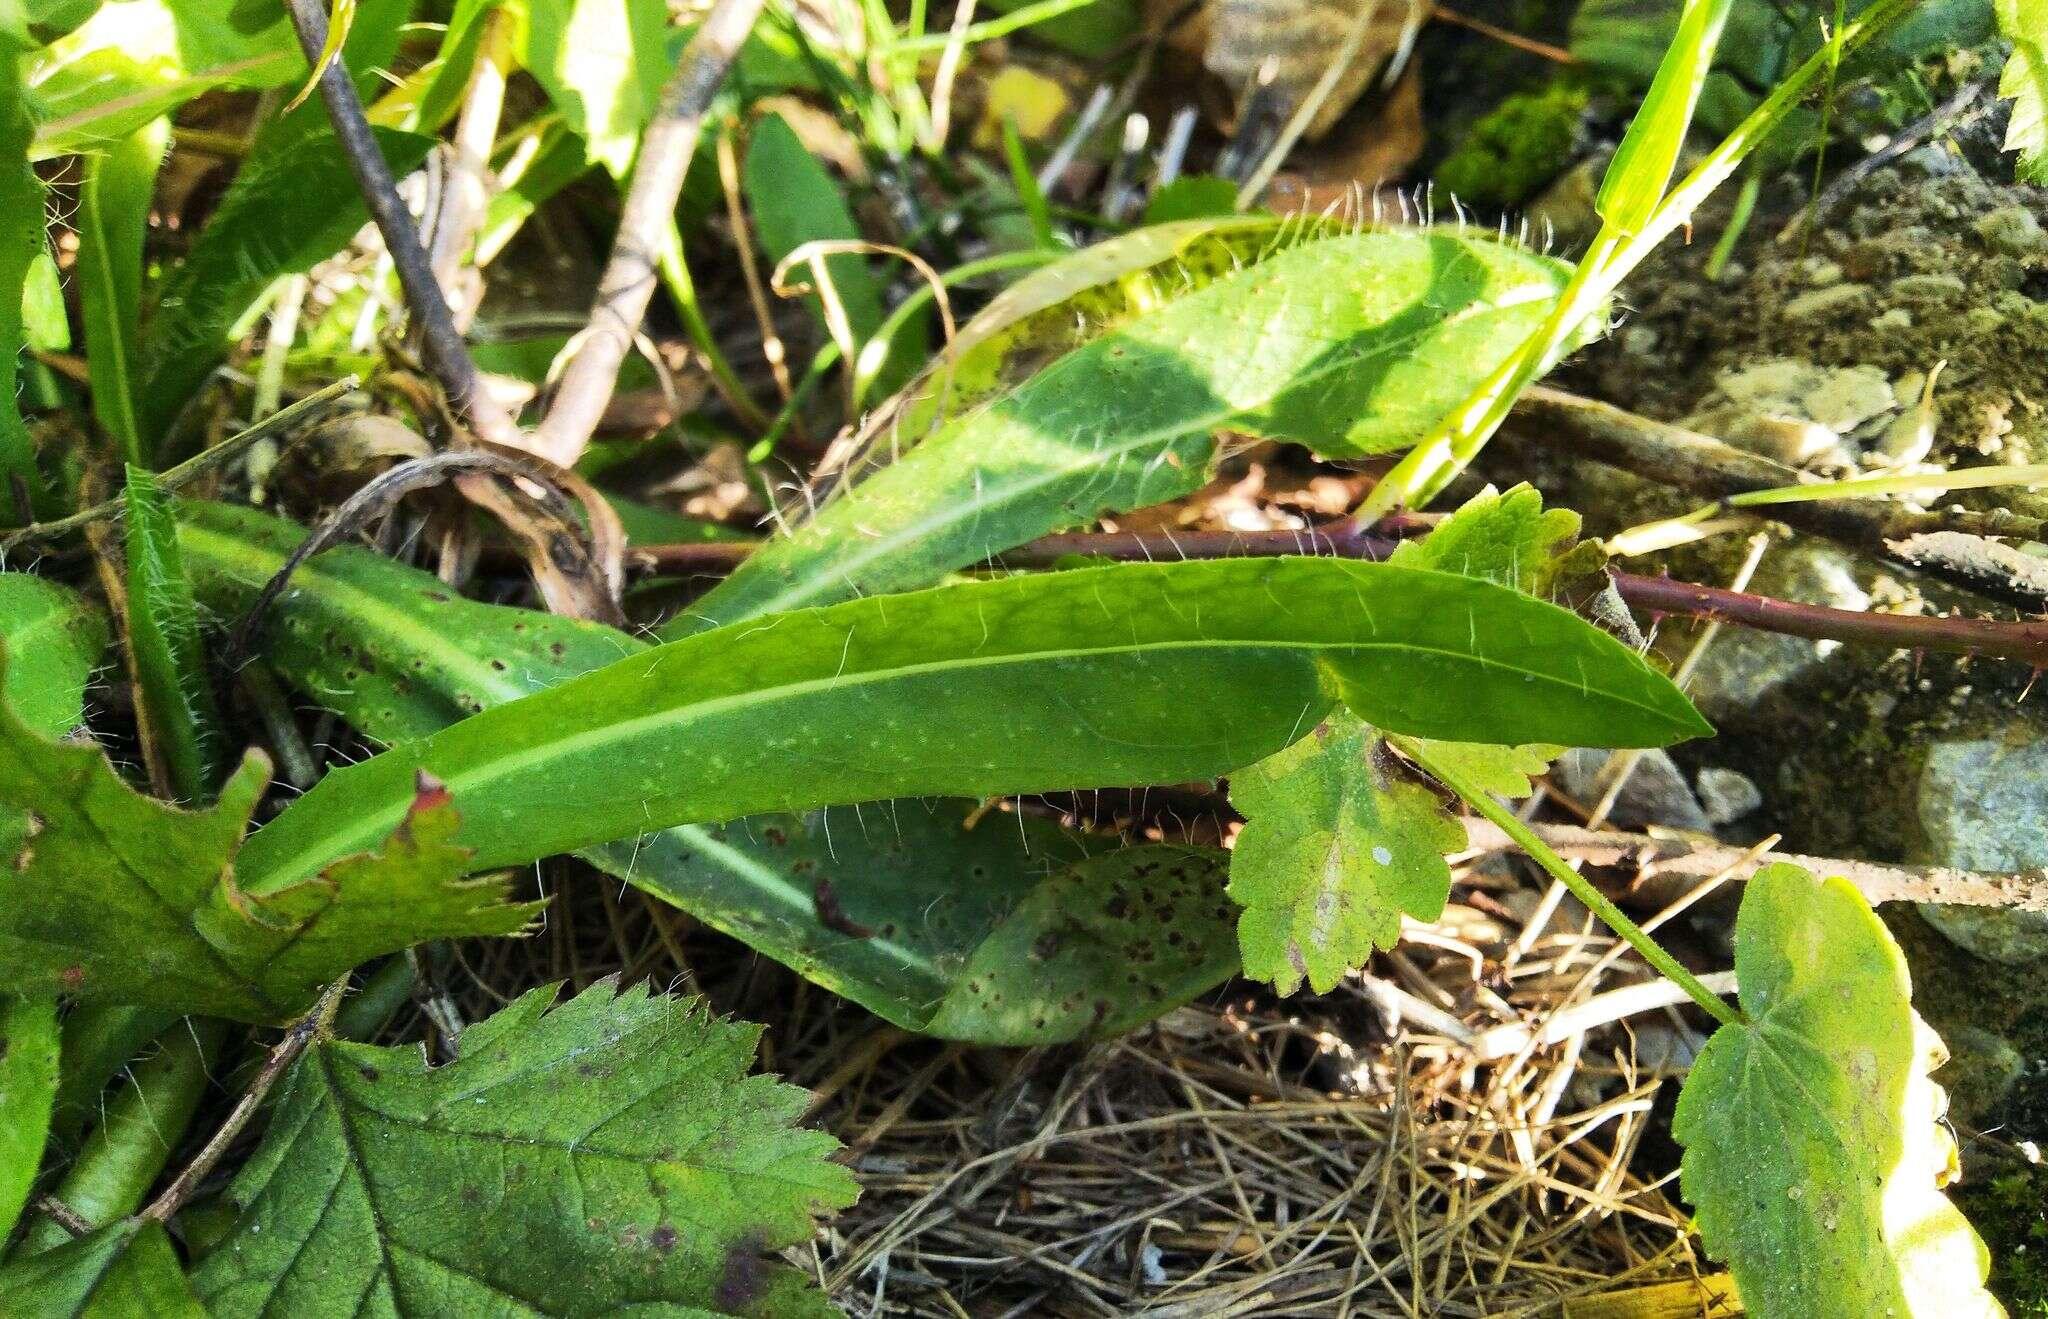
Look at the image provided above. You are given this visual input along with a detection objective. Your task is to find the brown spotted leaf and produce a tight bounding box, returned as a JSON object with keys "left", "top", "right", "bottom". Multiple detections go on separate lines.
{"left": 191, "top": 980, "right": 856, "bottom": 1317}
{"left": 0, "top": 665, "right": 537, "bottom": 1023}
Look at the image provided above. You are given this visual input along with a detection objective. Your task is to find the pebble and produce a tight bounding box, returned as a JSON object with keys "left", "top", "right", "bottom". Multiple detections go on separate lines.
{"left": 1695, "top": 767, "right": 1764, "bottom": 826}
{"left": 1780, "top": 283, "right": 1874, "bottom": 321}
{"left": 1889, "top": 272, "right": 1967, "bottom": 304}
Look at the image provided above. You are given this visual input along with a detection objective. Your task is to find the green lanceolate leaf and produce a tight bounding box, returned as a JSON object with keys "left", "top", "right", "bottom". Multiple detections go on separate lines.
{"left": 1595, "top": 0, "right": 1736, "bottom": 232}
{"left": 176, "top": 501, "right": 1234, "bottom": 1041}
{"left": 1, "top": 46, "right": 49, "bottom": 520}
{"left": 1228, "top": 712, "right": 1465, "bottom": 995}
{"left": 77, "top": 121, "right": 167, "bottom": 466}
{"left": 239, "top": 554, "right": 1709, "bottom": 897}
{"left": 122, "top": 467, "right": 226, "bottom": 800}
{"left": 0, "top": 684, "right": 538, "bottom": 1021}
{"left": 1999, "top": 0, "right": 2048, "bottom": 183}
{"left": 190, "top": 980, "right": 857, "bottom": 1316}
{"left": 744, "top": 110, "right": 886, "bottom": 342}
{"left": 0, "top": 572, "right": 107, "bottom": 739}
{"left": 670, "top": 227, "right": 1584, "bottom": 634}
{"left": 134, "top": 127, "right": 435, "bottom": 451}
{"left": 1673, "top": 863, "right": 2001, "bottom": 1317}
{"left": 0, "top": 992, "right": 59, "bottom": 1242}
{"left": 521, "top": 0, "right": 668, "bottom": 176}
{"left": 0, "top": 1218, "right": 205, "bottom": 1317}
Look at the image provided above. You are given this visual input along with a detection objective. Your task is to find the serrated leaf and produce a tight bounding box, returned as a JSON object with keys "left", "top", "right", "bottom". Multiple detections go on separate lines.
{"left": 123, "top": 467, "right": 227, "bottom": 800}
{"left": 1673, "top": 863, "right": 2001, "bottom": 1318}
{"left": 671, "top": 228, "right": 1584, "bottom": 634}
{"left": 1390, "top": 483, "right": 1582, "bottom": 595}
{"left": 1999, "top": 0, "right": 2048, "bottom": 182}
{"left": 178, "top": 500, "right": 1236, "bottom": 1043}
{"left": 237, "top": 553, "right": 1709, "bottom": 898}
{"left": 0, "top": 685, "right": 538, "bottom": 1021}
{"left": 134, "top": 127, "right": 435, "bottom": 451}
{"left": 190, "top": 980, "right": 856, "bottom": 1316}
{"left": 0, "top": 1218, "right": 205, "bottom": 1318}
{"left": 1405, "top": 738, "right": 1559, "bottom": 798}
{"left": 1228, "top": 713, "right": 1464, "bottom": 994}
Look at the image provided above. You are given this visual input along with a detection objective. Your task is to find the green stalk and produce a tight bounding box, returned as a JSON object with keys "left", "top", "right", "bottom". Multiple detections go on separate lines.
{"left": 1398, "top": 738, "right": 1743, "bottom": 1028}
{"left": 16, "top": 1018, "right": 228, "bottom": 1257}
{"left": 1359, "top": 0, "right": 1919, "bottom": 519}
{"left": 659, "top": 221, "right": 771, "bottom": 432}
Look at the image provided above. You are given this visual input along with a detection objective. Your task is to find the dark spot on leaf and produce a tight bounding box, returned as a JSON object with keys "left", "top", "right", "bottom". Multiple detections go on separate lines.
{"left": 650, "top": 1224, "right": 678, "bottom": 1254}
{"left": 813, "top": 879, "right": 873, "bottom": 939}
{"left": 715, "top": 1245, "right": 768, "bottom": 1311}
{"left": 59, "top": 965, "right": 84, "bottom": 990}
{"left": 358, "top": 1065, "right": 380, "bottom": 1081}
{"left": 1031, "top": 932, "right": 1062, "bottom": 960}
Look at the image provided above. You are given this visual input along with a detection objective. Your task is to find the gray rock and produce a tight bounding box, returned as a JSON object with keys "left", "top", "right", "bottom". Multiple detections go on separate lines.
{"left": 1683, "top": 545, "right": 1873, "bottom": 723}
{"left": 1695, "top": 767, "right": 1763, "bottom": 826}
{"left": 1554, "top": 748, "right": 1713, "bottom": 832}
{"left": 1780, "top": 283, "right": 1875, "bottom": 321}
{"left": 1916, "top": 735, "right": 2048, "bottom": 964}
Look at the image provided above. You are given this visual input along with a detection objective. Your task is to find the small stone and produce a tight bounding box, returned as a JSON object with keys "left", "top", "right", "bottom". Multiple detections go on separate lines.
{"left": 1870, "top": 307, "right": 1912, "bottom": 331}
{"left": 1799, "top": 365, "right": 1895, "bottom": 433}
{"left": 1974, "top": 205, "right": 2048, "bottom": 259}
{"left": 1689, "top": 404, "right": 1840, "bottom": 464}
{"left": 1781, "top": 283, "right": 1874, "bottom": 321}
{"left": 1889, "top": 272, "right": 1967, "bottom": 305}
{"left": 1554, "top": 748, "right": 1712, "bottom": 832}
{"left": 1915, "top": 735, "right": 2048, "bottom": 964}
{"left": 1936, "top": 1026, "right": 2025, "bottom": 1124}
{"left": 1695, "top": 767, "right": 1763, "bottom": 826}
{"left": 1799, "top": 256, "right": 1845, "bottom": 287}
{"left": 1620, "top": 324, "right": 1660, "bottom": 356}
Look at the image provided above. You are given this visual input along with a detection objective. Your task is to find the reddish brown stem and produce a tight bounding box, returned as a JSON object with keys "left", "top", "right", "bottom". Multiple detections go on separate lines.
{"left": 634, "top": 523, "right": 2048, "bottom": 668}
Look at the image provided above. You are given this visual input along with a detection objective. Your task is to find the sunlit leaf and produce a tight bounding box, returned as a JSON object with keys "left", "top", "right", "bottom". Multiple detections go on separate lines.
{"left": 1999, "top": 0, "right": 2048, "bottom": 182}
{"left": 1389, "top": 482, "right": 1583, "bottom": 595}
{"left": 190, "top": 980, "right": 856, "bottom": 1316}
{"left": 1674, "top": 863, "right": 2002, "bottom": 1317}
{"left": 674, "top": 228, "right": 1583, "bottom": 634}
{"left": 520, "top": 0, "right": 668, "bottom": 176}
{"left": 0, "top": 573, "right": 107, "bottom": 740}
{"left": 237, "top": 553, "right": 1708, "bottom": 898}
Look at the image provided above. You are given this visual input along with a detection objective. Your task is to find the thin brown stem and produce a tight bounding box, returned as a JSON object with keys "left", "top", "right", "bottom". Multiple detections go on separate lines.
{"left": 282, "top": 0, "right": 519, "bottom": 448}
{"left": 533, "top": 0, "right": 770, "bottom": 467}
{"left": 142, "top": 980, "right": 348, "bottom": 1223}
{"left": 633, "top": 521, "right": 2048, "bottom": 668}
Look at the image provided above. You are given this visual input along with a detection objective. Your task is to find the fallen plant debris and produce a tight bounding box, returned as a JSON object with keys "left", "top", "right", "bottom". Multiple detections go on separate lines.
{"left": 4, "top": 0, "right": 2048, "bottom": 1312}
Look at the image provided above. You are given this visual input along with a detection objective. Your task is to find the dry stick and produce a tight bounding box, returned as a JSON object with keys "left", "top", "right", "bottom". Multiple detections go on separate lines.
{"left": 634, "top": 524, "right": 2048, "bottom": 669}
{"left": 532, "top": 0, "right": 770, "bottom": 468}
{"left": 281, "top": 0, "right": 519, "bottom": 449}
{"left": 1507, "top": 386, "right": 2048, "bottom": 608}
{"left": 429, "top": 9, "right": 510, "bottom": 323}
{"left": 142, "top": 979, "right": 349, "bottom": 1223}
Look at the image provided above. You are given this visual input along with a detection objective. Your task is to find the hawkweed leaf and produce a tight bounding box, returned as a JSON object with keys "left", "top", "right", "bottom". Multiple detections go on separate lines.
{"left": 77, "top": 121, "right": 167, "bottom": 466}
{"left": 122, "top": 467, "right": 227, "bottom": 800}
{"left": 180, "top": 501, "right": 1236, "bottom": 1043}
{"left": 672, "top": 228, "right": 1582, "bottom": 634}
{"left": 237, "top": 554, "right": 1708, "bottom": 897}
{"left": 190, "top": 980, "right": 855, "bottom": 1316}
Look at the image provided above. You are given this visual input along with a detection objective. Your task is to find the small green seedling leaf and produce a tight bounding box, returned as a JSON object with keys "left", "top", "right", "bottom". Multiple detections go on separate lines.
{"left": 0, "top": 573, "right": 108, "bottom": 740}
{"left": 0, "top": 679, "right": 538, "bottom": 1022}
{"left": 135, "top": 127, "right": 435, "bottom": 450}
{"left": 1390, "top": 482, "right": 1583, "bottom": 595}
{"left": 0, "top": 1218, "right": 204, "bottom": 1317}
{"left": 1674, "top": 863, "right": 2002, "bottom": 1318}
{"left": 1, "top": 53, "right": 48, "bottom": 517}
{"left": 521, "top": 0, "right": 668, "bottom": 176}
{"left": 1229, "top": 714, "right": 1464, "bottom": 995}
{"left": 77, "top": 120, "right": 167, "bottom": 465}
{"left": 674, "top": 227, "right": 1583, "bottom": 633}
{"left": 1999, "top": 0, "right": 2048, "bottom": 182}
{"left": 190, "top": 980, "right": 856, "bottom": 1315}
{"left": 179, "top": 501, "right": 1235, "bottom": 1043}
{"left": 238, "top": 554, "right": 1709, "bottom": 897}
{"left": 123, "top": 466, "right": 227, "bottom": 800}
{"left": 0, "top": 993, "right": 59, "bottom": 1244}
